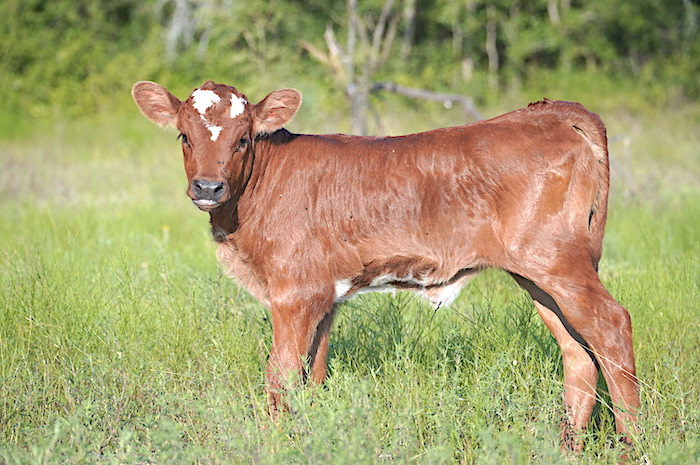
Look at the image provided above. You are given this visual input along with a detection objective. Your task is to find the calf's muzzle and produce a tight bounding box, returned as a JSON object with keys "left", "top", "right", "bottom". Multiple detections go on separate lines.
{"left": 191, "top": 179, "right": 226, "bottom": 209}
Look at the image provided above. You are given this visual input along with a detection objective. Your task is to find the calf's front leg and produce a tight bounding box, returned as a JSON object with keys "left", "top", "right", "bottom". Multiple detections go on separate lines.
{"left": 266, "top": 284, "right": 335, "bottom": 414}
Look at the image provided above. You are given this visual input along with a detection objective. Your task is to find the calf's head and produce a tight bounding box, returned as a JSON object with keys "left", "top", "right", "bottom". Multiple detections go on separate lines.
{"left": 131, "top": 80, "right": 302, "bottom": 211}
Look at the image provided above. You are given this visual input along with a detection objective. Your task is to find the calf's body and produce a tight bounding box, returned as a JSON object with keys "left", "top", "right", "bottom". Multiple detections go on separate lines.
{"left": 132, "top": 80, "right": 639, "bottom": 449}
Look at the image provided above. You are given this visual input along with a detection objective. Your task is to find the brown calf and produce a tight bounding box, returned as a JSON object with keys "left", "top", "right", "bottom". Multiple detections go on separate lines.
{"left": 132, "top": 80, "right": 639, "bottom": 449}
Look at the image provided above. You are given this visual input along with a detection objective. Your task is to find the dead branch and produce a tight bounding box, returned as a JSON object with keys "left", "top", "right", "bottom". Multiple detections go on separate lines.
{"left": 372, "top": 82, "right": 482, "bottom": 121}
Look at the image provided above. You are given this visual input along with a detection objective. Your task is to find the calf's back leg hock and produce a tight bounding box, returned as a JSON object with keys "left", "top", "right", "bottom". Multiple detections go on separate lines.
{"left": 527, "top": 267, "right": 639, "bottom": 443}
{"left": 512, "top": 274, "right": 599, "bottom": 450}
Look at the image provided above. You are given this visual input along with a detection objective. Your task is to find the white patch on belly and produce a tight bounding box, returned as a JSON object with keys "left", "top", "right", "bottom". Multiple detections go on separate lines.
{"left": 419, "top": 280, "right": 465, "bottom": 310}
{"left": 192, "top": 89, "right": 221, "bottom": 114}
{"left": 334, "top": 279, "right": 353, "bottom": 302}
{"left": 370, "top": 272, "right": 431, "bottom": 288}
{"left": 333, "top": 278, "right": 398, "bottom": 304}
{"left": 334, "top": 273, "right": 434, "bottom": 304}
{"left": 335, "top": 272, "right": 473, "bottom": 309}
{"left": 230, "top": 95, "right": 247, "bottom": 118}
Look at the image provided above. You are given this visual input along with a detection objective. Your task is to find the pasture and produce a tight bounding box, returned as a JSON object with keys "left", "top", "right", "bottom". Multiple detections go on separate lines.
{"left": 1, "top": 98, "right": 699, "bottom": 464}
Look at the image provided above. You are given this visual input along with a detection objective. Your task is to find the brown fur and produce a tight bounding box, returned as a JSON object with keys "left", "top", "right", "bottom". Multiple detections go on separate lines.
{"left": 132, "top": 81, "right": 639, "bottom": 449}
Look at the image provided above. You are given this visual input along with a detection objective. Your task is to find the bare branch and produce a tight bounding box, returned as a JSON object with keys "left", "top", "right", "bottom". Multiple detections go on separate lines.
{"left": 347, "top": 0, "right": 358, "bottom": 79}
{"left": 377, "top": 8, "right": 401, "bottom": 72}
{"left": 400, "top": 0, "right": 416, "bottom": 59}
{"left": 371, "top": 0, "right": 396, "bottom": 62}
{"left": 300, "top": 40, "right": 332, "bottom": 68}
{"left": 324, "top": 25, "right": 349, "bottom": 86}
{"left": 372, "top": 82, "right": 482, "bottom": 121}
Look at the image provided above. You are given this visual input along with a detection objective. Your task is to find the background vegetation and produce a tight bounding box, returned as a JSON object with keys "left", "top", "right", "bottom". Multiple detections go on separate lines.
{"left": 2, "top": 0, "right": 699, "bottom": 122}
{"left": 1, "top": 0, "right": 699, "bottom": 464}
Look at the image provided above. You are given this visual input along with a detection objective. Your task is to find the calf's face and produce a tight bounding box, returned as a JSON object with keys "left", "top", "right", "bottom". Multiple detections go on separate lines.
{"left": 131, "top": 80, "right": 302, "bottom": 211}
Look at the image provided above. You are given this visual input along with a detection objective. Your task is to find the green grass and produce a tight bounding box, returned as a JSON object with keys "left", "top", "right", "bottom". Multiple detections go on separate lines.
{"left": 1, "top": 104, "right": 699, "bottom": 464}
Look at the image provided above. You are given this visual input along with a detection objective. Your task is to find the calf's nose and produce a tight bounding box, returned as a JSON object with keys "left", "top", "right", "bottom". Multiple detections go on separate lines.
{"left": 192, "top": 179, "right": 225, "bottom": 202}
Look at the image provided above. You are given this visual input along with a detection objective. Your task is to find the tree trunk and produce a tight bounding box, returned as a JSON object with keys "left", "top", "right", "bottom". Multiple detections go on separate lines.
{"left": 349, "top": 83, "right": 369, "bottom": 135}
{"left": 485, "top": 4, "right": 499, "bottom": 89}
{"left": 400, "top": 0, "right": 416, "bottom": 59}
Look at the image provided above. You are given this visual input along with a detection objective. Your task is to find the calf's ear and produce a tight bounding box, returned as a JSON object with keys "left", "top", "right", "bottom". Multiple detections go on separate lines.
{"left": 253, "top": 88, "right": 302, "bottom": 136}
{"left": 131, "top": 81, "right": 181, "bottom": 128}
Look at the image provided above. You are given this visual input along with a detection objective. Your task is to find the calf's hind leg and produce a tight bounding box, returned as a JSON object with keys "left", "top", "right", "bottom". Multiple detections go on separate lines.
{"left": 522, "top": 268, "right": 639, "bottom": 445}
{"left": 307, "top": 307, "right": 336, "bottom": 384}
{"left": 512, "top": 274, "right": 599, "bottom": 450}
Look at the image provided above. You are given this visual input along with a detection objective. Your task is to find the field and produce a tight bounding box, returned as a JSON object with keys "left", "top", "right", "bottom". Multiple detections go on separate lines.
{"left": 1, "top": 97, "right": 699, "bottom": 464}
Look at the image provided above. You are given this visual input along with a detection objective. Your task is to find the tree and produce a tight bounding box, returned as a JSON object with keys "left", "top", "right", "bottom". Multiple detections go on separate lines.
{"left": 303, "top": 0, "right": 403, "bottom": 135}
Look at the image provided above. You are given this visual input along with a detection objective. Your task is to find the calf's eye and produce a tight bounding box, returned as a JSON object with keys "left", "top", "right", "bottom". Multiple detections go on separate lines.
{"left": 178, "top": 133, "right": 190, "bottom": 147}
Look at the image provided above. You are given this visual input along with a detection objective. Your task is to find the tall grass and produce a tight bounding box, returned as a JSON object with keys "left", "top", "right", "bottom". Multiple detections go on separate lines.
{"left": 1, "top": 103, "right": 698, "bottom": 464}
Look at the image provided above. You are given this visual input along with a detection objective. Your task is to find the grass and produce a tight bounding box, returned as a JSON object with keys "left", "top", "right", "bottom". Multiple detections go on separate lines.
{"left": 1, "top": 101, "right": 699, "bottom": 464}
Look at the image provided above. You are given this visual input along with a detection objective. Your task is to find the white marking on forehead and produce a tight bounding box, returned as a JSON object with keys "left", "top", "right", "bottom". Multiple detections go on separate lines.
{"left": 230, "top": 95, "right": 247, "bottom": 119}
{"left": 197, "top": 115, "right": 223, "bottom": 141}
{"left": 208, "top": 124, "right": 223, "bottom": 141}
{"left": 192, "top": 89, "right": 221, "bottom": 114}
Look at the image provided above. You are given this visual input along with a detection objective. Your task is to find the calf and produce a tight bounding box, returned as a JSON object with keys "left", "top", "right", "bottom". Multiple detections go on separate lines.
{"left": 132, "top": 80, "right": 639, "bottom": 449}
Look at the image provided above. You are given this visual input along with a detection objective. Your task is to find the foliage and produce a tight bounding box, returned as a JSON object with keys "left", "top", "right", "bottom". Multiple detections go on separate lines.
{"left": 0, "top": 0, "right": 698, "bottom": 120}
{"left": 0, "top": 0, "right": 159, "bottom": 115}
